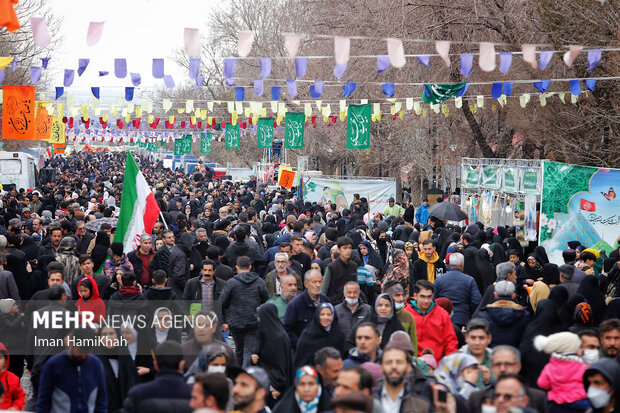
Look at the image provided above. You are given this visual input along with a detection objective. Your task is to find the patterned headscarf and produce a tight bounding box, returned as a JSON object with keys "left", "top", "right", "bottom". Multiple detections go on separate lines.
{"left": 382, "top": 249, "right": 410, "bottom": 296}
{"left": 434, "top": 353, "right": 479, "bottom": 394}
{"left": 295, "top": 366, "right": 322, "bottom": 413}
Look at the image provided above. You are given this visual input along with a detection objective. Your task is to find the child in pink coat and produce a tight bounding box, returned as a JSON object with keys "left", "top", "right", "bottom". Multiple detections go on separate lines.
{"left": 535, "top": 331, "right": 590, "bottom": 412}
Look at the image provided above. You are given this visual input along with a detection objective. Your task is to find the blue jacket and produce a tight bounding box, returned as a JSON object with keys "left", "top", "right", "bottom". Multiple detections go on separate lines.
{"left": 415, "top": 203, "right": 430, "bottom": 225}
{"left": 434, "top": 270, "right": 482, "bottom": 326}
{"left": 37, "top": 350, "right": 107, "bottom": 413}
{"left": 477, "top": 299, "right": 530, "bottom": 347}
{"left": 283, "top": 290, "right": 330, "bottom": 349}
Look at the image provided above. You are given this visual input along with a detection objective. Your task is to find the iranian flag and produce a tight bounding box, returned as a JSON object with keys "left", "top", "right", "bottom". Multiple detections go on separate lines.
{"left": 114, "top": 152, "right": 161, "bottom": 252}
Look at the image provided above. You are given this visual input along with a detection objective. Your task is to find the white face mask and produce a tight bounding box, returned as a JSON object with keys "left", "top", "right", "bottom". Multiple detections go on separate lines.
{"left": 587, "top": 386, "right": 611, "bottom": 409}
{"left": 481, "top": 405, "right": 496, "bottom": 413}
{"left": 345, "top": 297, "right": 358, "bottom": 306}
{"left": 582, "top": 349, "right": 600, "bottom": 364}
{"left": 395, "top": 302, "right": 405, "bottom": 310}
{"left": 208, "top": 365, "right": 226, "bottom": 374}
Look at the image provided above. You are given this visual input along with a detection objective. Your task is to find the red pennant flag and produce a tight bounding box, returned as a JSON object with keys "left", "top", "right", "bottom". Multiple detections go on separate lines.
{"left": 117, "top": 119, "right": 124, "bottom": 129}
{"left": 580, "top": 199, "right": 596, "bottom": 212}
{"left": 197, "top": 121, "right": 202, "bottom": 129}
{"left": 62, "top": 116, "right": 68, "bottom": 123}
{"left": 68, "top": 117, "right": 74, "bottom": 128}
{"left": 181, "top": 121, "right": 186, "bottom": 128}
{"left": 150, "top": 117, "right": 160, "bottom": 129}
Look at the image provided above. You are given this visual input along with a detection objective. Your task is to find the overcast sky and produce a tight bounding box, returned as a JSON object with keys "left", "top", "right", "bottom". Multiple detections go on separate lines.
{"left": 42, "top": 0, "right": 221, "bottom": 102}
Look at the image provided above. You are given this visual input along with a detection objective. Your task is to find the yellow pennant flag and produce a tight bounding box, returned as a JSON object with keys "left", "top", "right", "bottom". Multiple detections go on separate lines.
{"left": 399, "top": 109, "right": 404, "bottom": 120}
{"left": 244, "top": 107, "right": 251, "bottom": 118}
{"left": 477, "top": 95, "right": 484, "bottom": 108}
{"left": 520, "top": 94, "right": 530, "bottom": 108}
{"left": 559, "top": 92, "right": 566, "bottom": 104}
{"left": 497, "top": 95, "right": 507, "bottom": 108}
{"left": 441, "top": 104, "right": 449, "bottom": 117}
{"left": 422, "top": 108, "right": 428, "bottom": 118}
{"left": 102, "top": 113, "right": 108, "bottom": 122}
{"left": 81, "top": 104, "right": 88, "bottom": 118}
{"left": 339, "top": 111, "right": 346, "bottom": 122}
{"left": 539, "top": 94, "right": 547, "bottom": 107}
{"left": 261, "top": 108, "right": 267, "bottom": 117}
{"left": 0, "top": 57, "right": 14, "bottom": 70}
{"left": 190, "top": 116, "right": 196, "bottom": 125}
{"left": 252, "top": 113, "right": 258, "bottom": 125}
{"left": 56, "top": 103, "right": 64, "bottom": 118}
{"left": 148, "top": 115, "right": 154, "bottom": 123}
{"left": 48, "top": 116, "right": 65, "bottom": 144}
{"left": 136, "top": 106, "right": 142, "bottom": 117}
{"left": 571, "top": 93, "right": 578, "bottom": 104}
{"left": 231, "top": 111, "right": 238, "bottom": 125}
{"left": 177, "top": 108, "right": 185, "bottom": 114}
{"left": 469, "top": 104, "right": 478, "bottom": 114}
{"left": 124, "top": 114, "right": 131, "bottom": 123}
{"left": 276, "top": 114, "right": 284, "bottom": 125}
{"left": 413, "top": 101, "right": 421, "bottom": 115}
{"left": 169, "top": 115, "right": 175, "bottom": 124}
{"left": 454, "top": 97, "right": 463, "bottom": 108}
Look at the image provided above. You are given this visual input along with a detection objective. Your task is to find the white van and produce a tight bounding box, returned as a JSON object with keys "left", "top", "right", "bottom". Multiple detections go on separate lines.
{"left": 0, "top": 152, "right": 38, "bottom": 190}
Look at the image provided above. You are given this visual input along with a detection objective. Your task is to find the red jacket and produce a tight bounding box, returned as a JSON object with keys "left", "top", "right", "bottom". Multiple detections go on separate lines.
{"left": 76, "top": 276, "right": 106, "bottom": 323}
{"left": 404, "top": 299, "right": 458, "bottom": 363}
{"left": 0, "top": 342, "right": 25, "bottom": 410}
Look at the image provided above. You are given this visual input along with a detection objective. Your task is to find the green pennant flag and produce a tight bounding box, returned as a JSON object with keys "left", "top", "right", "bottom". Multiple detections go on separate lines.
{"left": 174, "top": 138, "right": 184, "bottom": 155}
{"left": 200, "top": 133, "right": 212, "bottom": 153}
{"left": 225, "top": 124, "right": 240, "bottom": 148}
{"left": 183, "top": 134, "right": 193, "bottom": 153}
{"left": 147, "top": 141, "right": 157, "bottom": 152}
{"left": 160, "top": 139, "right": 167, "bottom": 148}
{"left": 257, "top": 117, "right": 273, "bottom": 149}
{"left": 346, "top": 104, "right": 371, "bottom": 149}
{"left": 421, "top": 83, "right": 469, "bottom": 104}
{"left": 284, "top": 112, "right": 304, "bottom": 149}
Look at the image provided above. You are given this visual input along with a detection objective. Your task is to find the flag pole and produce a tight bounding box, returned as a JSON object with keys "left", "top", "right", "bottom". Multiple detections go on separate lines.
{"left": 159, "top": 211, "right": 169, "bottom": 230}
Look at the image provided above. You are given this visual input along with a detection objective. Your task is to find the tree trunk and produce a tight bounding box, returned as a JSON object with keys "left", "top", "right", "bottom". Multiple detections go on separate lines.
{"left": 460, "top": 98, "right": 496, "bottom": 158}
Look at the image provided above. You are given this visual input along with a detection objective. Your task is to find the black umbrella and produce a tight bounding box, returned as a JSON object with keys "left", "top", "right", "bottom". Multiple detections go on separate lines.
{"left": 427, "top": 202, "right": 468, "bottom": 221}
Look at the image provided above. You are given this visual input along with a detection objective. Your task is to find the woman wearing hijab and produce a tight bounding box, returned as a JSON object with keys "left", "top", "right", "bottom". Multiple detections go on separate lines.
{"left": 252, "top": 303, "right": 292, "bottom": 404}
{"left": 148, "top": 307, "right": 181, "bottom": 350}
{"left": 381, "top": 249, "right": 412, "bottom": 297}
{"left": 185, "top": 342, "right": 232, "bottom": 380}
{"left": 273, "top": 366, "right": 331, "bottom": 413}
{"left": 577, "top": 275, "right": 607, "bottom": 326}
{"left": 534, "top": 246, "right": 550, "bottom": 265}
{"left": 345, "top": 293, "right": 405, "bottom": 352}
{"left": 521, "top": 255, "right": 544, "bottom": 289}
{"left": 76, "top": 276, "right": 106, "bottom": 323}
{"left": 434, "top": 353, "right": 481, "bottom": 401}
{"left": 489, "top": 243, "right": 507, "bottom": 267}
{"left": 97, "top": 326, "right": 139, "bottom": 413}
{"left": 56, "top": 237, "right": 81, "bottom": 285}
{"left": 473, "top": 248, "right": 496, "bottom": 294}
{"left": 519, "top": 299, "right": 567, "bottom": 387}
{"left": 103, "top": 242, "right": 134, "bottom": 279}
{"left": 294, "top": 303, "right": 345, "bottom": 369}
{"left": 19, "top": 236, "right": 38, "bottom": 262}
{"left": 504, "top": 237, "right": 523, "bottom": 260}
{"left": 357, "top": 240, "right": 383, "bottom": 273}
{"left": 529, "top": 263, "right": 561, "bottom": 312}
{"left": 91, "top": 230, "right": 111, "bottom": 273}
{"left": 121, "top": 324, "right": 154, "bottom": 382}
{"left": 310, "top": 260, "right": 324, "bottom": 276}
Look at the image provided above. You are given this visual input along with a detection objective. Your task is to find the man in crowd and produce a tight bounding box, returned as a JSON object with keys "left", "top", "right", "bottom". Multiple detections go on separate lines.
{"left": 183, "top": 259, "right": 226, "bottom": 321}
{"left": 264, "top": 252, "right": 302, "bottom": 298}
{"left": 230, "top": 366, "right": 270, "bottom": 413}
{"left": 121, "top": 341, "right": 192, "bottom": 413}
{"left": 128, "top": 233, "right": 156, "bottom": 288}
{"left": 405, "top": 280, "right": 458, "bottom": 362}
{"left": 415, "top": 198, "right": 430, "bottom": 225}
{"left": 322, "top": 237, "right": 357, "bottom": 305}
{"left": 412, "top": 239, "right": 446, "bottom": 283}
{"left": 459, "top": 318, "right": 493, "bottom": 389}
{"left": 343, "top": 322, "right": 382, "bottom": 367}
{"left": 189, "top": 373, "right": 229, "bottom": 413}
{"left": 600, "top": 318, "right": 620, "bottom": 360}
{"left": 335, "top": 281, "right": 371, "bottom": 338}
{"left": 266, "top": 273, "right": 298, "bottom": 321}
{"left": 314, "top": 346, "right": 343, "bottom": 399}
{"left": 434, "top": 253, "right": 482, "bottom": 328}
{"left": 37, "top": 328, "right": 107, "bottom": 413}
{"left": 220, "top": 256, "right": 268, "bottom": 367}
{"left": 283, "top": 269, "right": 330, "bottom": 350}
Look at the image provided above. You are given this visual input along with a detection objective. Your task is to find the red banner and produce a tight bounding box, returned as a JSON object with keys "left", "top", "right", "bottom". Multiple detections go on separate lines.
{"left": 2, "top": 85, "right": 36, "bottom": 139}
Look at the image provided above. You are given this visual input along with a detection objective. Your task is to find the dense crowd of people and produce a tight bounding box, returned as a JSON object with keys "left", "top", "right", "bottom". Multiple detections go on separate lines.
{"left": 0, "top": 151, "right": 619, "bottom": 413}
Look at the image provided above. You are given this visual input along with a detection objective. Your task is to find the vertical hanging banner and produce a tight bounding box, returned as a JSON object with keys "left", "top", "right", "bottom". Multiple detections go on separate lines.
{"left": 174, "top": 138, "right": 184, "bottom": 155}
{"left": 2, "top": 85, "right": 36, "bottom": 139}
{"left": 481, "top": 165, "right": 500, "bottom": 189}
{"left": 225, "top": 124, "right": 240, "bottom": 148}
{"left": 257, "top": 117, "right": 273, "bottom": 148}
{"left": 346, "top": 104, "right": 371, "bottom": 149}
{"left": 502, "top": 167, "right": 518, "bottom": 192}
{"left": 34, "top": 107, "right": 52, "bottom": 140}
{"left": 461, "top": 165, "right": 481, "bottom": 188}
{"left": 147, "top": 141, "right": 157, "bottom": 152}
{"left": 284, "top": 112, "right": 304, "bottom": 149}
{"left": 520, "top": 167, "right": 540, "bottom": 194}
{"left": 200, "top": 133, "right": 211, "bottom": 153}
{"left": 48, "top": 115, "right": 65, "bottom": 144}
{"left": 183, "top": 134, "right": 193, "bottom": 153}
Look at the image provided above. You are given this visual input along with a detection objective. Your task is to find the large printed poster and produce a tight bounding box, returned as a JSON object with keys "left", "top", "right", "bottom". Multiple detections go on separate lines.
{"left": 303, "top": 178, "right": 396, "bottom": 214}
{"left": 540, "top": 161, "right": 620, "bottom": 263}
